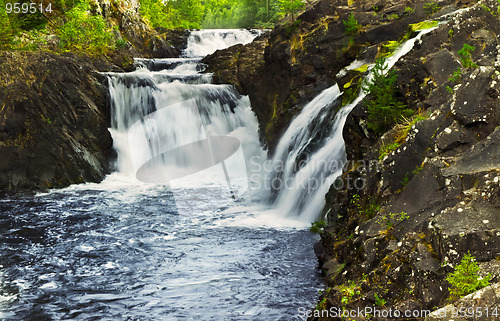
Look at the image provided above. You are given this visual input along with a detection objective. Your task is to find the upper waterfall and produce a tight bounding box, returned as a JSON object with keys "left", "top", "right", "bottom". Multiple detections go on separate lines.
{"left": 106, "top": 30, "right": 266, "bottom": 211}
{"left": 182, "top": 29, "right": 264, "bottom": 57}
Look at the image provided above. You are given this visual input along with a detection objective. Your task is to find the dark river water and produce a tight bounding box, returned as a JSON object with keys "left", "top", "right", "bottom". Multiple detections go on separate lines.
{"left": 0, "top": 174, "right": 322, "bottom": 320}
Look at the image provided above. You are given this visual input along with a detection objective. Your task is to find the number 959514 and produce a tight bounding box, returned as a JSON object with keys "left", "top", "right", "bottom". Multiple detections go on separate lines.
{"left": 5, "top": 2, "right": 52, "bottom": 14}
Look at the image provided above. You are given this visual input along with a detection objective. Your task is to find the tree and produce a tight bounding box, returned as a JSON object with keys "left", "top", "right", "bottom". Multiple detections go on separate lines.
{"left": 447, "top": 252, "right": 491, "bottom": 301}
{"left": 0, "top": 0, "right": 15, "bottom": 49}
{"left": 278, "top": 0, "right": 304, "bottom": 21}
{"left": 58, "top": 1, "right": 113, "bottom": 55}
{"left": 363, "top": 57, "right": 413, "bottom": 135}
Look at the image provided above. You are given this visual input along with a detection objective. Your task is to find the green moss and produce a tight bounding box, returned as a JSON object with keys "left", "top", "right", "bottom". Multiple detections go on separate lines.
{"left": 379, "top": 142, "right": 400, "bottom": 160}
{"left": 408, "top": 20, "right": 439, "bottom": 32}
{"left": 353, "top": 64, "right": 369, "bottom": 73}
{"left": 380, "top": 40, "right": 400, "bottom": 57}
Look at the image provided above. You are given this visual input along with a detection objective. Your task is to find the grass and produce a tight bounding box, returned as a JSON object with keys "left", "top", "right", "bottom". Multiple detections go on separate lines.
{"left": 378, "top": 109, "right": 428, "bottom": 160}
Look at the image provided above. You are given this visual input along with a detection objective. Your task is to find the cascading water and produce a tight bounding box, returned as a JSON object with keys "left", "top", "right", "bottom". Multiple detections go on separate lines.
{"left": 106, "top": 30, "right": 269, "bottom": 211}
{"left": 183, "top": 29, "right": 264, "bottom": 57}
{"left": 266, "top": 25, "right": 439, "bottom": 222}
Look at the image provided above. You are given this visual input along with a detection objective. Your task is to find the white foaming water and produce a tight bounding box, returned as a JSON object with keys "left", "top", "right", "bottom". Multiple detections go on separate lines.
{"left": 183, "top": 29, "right": 264, "bottom": 57}
{"left": 106, "top": 30, "right": 267, "bottom": 217}
{"left": 267, "top": 26, "right": 439, "bottom": 222}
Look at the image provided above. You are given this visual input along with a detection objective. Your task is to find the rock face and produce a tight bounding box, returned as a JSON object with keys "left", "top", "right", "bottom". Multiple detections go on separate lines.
{"left": 312, "top": 1, "right": 500, "bottom": 319}
{"left": 0, "top": 52, "right": 113, "bottom": 190}
{"left": 426, "top": 283, "right": 500, "bottom": 320}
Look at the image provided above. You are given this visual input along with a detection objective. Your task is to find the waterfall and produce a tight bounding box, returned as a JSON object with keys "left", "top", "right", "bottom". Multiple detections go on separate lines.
{"left": 268, "top": 26, "right": 438, "bottom": 222}
{"left": 182, "top": 29, "right": 264, "bottom": 57}
{"left": 106, "top": 30, "right": 265, "bottom": 208}
{"left": 105, "top": 25, "right": 437, "bottom": 222}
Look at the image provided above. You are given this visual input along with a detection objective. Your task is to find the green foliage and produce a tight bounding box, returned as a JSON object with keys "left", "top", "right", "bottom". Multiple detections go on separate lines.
{"left": 140, "top": 0, "right": 204, "bottom": 29}
{"left": 378, "top": 211, "right": 409, "bottom": 229}
{"left": 379, "top": 142, "right": 399, "bottom": 160}
{"left": 363, "top": 57, "right": 413, "bottom": 135}
{"left": 343, "top": 13, "right": 360, "bottom": 36}
{"left": 0, "top": 0, "right": 15, "bottom": 49}
{"left": 350, "top": 194, "right": 380, "bottom": 220}
{"left": 310, "top": 219, "right": 327, "bottom": 234}
{"left": 405, "top": 6, "right": 415, "bottom": 15}
{"left": 278, "top": 0, "right": 305, "bottom": 21}
{"left": 424, "top": 1, "right": 440, "bottom": 15}
{"left": 448, "top": 67, "right": 462, "bottom": 91}
{"left": 115, "top": 37, "right": 128, "bottom": 49}
{"left": 202, "top": 0, "right": 243, "bottom": 28}
{"left": 339, "top": 280, "right": 361, "bottom": 304}
{"left": 401, "top": 174, "right": 409, "bottom": 187}
{"left": 57, "top": 1, "right": 113, "bottom": 55}
{"left": 458, "top": 43, "right": 477, "bottom": 68}
{"left": 388, "top": 13, "right": 399, "bottom": 20}
{"left": 374, "top": 293, "right": 386, "bottom": 307}
{"left": 15, "top": 28, "right": 49, "bottom": 50}
{"left": 448, "top": 29, "right": 454, "bottom": 38}
{"left": 315, "top": 298, "right": 327, "bottom": 310}
{"left": 447, "top": 252, "right": 491, "bottom": 301}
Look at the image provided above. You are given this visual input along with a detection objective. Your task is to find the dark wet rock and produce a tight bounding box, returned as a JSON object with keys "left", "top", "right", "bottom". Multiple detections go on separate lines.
{"left": 442, "top": 127, "right": 500, "bottom": 177}
{"left": 0, "top": 52, "right": 113, "bottom": 190}
{"left": 423, "top": 49, "right": 460, "bottom": 85}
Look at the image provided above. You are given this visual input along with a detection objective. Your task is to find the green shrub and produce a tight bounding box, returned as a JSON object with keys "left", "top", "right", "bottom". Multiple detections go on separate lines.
{"left": 339, "top": 280, "right": 361, "bottom": 304}
{"left": 363, "top": 57, "right": 413, "bottom": 135}
{"left": 379, "top": 142, "right": 399, "bottom": 160}
{"left": 278, "top": 0, "right": 305, "bottom": 21}
{"left": 449, "top": 67, "right": 462, "bottom": 83}
{"left": 58, "top": 1, "right": 113, "bottom": 55}
{"left": 405, "top": 6, "right": 415, "bottom": 15}
{"left": 424, "top": 1, "right": 440, "bottom": 15}
{"left": 378, "top": 211, "right": 409, "bottom": 228}
{"left": 447, "top": 252, "right": 491, "bottom": 301}
{"left": 374, "top": 293, "right": 386, "bottom": 307}
{"left": 343, "top": 13, "right": 360, "bottom": 36}
{"left": 310, "top": 219, "right": 327, "bottom": 234}
{"left": 457, "top": 43, "right": 477, "bottom": 68}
